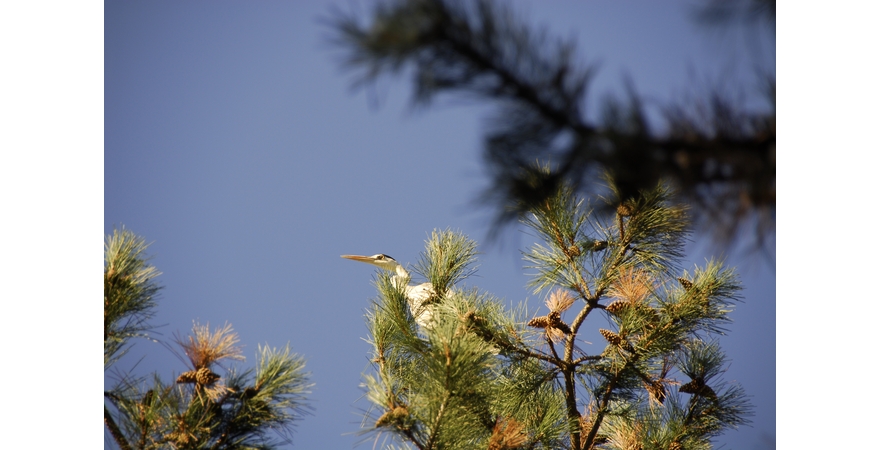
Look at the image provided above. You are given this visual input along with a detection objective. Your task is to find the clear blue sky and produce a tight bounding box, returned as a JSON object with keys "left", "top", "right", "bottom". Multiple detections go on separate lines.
{"left": 104, "top": 1, "right": 775, "bottom": 448}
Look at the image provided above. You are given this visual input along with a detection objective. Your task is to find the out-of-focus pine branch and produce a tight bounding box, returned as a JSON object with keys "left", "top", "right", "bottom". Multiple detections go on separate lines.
{"left": 327, "top": 0, "right": 775, "bottom": 249}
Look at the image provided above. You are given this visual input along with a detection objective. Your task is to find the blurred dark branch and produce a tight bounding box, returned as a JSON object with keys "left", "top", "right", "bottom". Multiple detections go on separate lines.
{"left": 327, "top": 0, "right": 775, "bottom": 251}
{"left": 695, "top": 0, "right": 775, "bottom": 28}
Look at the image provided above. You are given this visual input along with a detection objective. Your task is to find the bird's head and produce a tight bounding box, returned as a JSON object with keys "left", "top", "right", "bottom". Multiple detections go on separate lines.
{"left": 341, "top": 254, "right": 403, "bottom": 272}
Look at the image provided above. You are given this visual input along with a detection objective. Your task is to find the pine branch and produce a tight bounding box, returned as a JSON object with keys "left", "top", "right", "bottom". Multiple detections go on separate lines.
{"left": 403, "top": 429, "right": 428, "bottom": 450}
{"left": 346, "top": 181, "right": 748, "bottom": 448}
{"left": 571, "top": 355, "right": 602, "bottom": 366}
{"left": 582, "top": 362, "right": 631, "bottom": 450}
{"left": 104, "top": 230, "right": 313, "bottom": 450}
{"left": 328, "top": 0, "right": 774, "bottom": 247}
{"left": 563, "top": 303, "right": 594, "bottom": 359}
{"left": 562, "top": 369, "right": 581, "bottom": 449}
{"left": 545, "top": 335, "right": 562, "bottom": 362}
{"left": 105, "top": 405, "right": 133, "bottom": 450}
{"left": 425, "top": 393, "right": 450, "bottom": 450}
{"left": 104, "top": 227, "right": 162, "bottom": 368}
{"left": 431, "top": 6, "right": 585, "bottom": 133}
{"left": 490, "top": 334, "right": 562, "bottom": 368}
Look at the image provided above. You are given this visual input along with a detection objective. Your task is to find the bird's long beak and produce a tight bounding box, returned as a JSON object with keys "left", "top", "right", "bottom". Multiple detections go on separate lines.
{"left": 341, "top": 254, "right": 375, "bottom": 263}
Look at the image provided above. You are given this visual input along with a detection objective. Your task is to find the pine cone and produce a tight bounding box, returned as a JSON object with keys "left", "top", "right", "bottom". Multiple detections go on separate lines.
{"left": 702, "top": 385, "right": 718, "bottom": 399}
{"left": 677, "top": 277, "right": 694, "bottom": 290}
{"left": 375, "top": 406, "right": 409, "bottom": 428}
{"left": 243, "top": 387, "right": 259, "bottom": 399}
{"left": 679, "top": 379, "right": 699, "bottom": 394}
{"left": 551, "top": 320, "right": 571, "bottom": 335}
{"left": 599, "top": 329, "right": 633, "bottom": 352}
{"left": 599, "top": 329, "right": 622, "bottom": 346}
{"left": 142, "top": 389, "right": 154, "bottom": 406}
{"left": 644, "top": 379, "right": 666, "bottom": 404}
{"left": 605, "top": 300, "right": 628, "bottom": 315}
{"left": 679, "top": 378, "right": 716, "bottom": 398}
{"left": 488, "top": 417, "right": 528, "bottom": 450}
{"left": 464, "top": 310, "right": 487, "bottom": 326}
{"left": 545, "top": 311, "right": 570, "bottom": 334}
{"left": 176, "top": 370, "right": 198, "bottom": 384}
{"left": 528, "top": 316, "right": 551, "bottom": 328}
{"left": 195, "top": 367, "right": 220, "bottom": 385}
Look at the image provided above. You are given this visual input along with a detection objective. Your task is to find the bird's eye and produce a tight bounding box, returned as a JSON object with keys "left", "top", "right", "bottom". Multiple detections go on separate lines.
{"left": 376, "top": 255, "right": 384, "bottom": 260}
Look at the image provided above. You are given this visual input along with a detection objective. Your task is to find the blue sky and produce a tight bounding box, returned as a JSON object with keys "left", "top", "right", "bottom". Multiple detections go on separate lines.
{"left": 103, "top": 1, "right": 775, "bottom": 448}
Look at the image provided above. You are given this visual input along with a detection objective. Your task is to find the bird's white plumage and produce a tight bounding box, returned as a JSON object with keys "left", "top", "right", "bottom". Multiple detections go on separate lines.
{"left": 341, "top": 254, "right": 436, "bottom": 329}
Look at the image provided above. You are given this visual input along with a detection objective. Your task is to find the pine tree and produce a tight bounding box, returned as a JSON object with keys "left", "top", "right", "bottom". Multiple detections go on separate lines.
{"left": 104, "top": 228, "right": 312, "bottom": 449}
{"left": 356, "top": 176, "right": 750, "bottom": 450}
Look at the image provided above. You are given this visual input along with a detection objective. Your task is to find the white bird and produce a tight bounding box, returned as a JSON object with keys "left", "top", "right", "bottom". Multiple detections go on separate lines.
{"left": 341, "top": 254, "right": 436, "bottom": 329}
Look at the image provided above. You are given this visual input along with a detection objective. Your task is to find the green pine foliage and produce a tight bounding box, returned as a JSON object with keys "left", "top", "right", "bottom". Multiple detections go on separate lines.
{"left": 104, "top": 228, "right": 312, "bottom": 450}
{"left": 104, "top": 228, "right": 162, "bottom": 369}
{"left": 356, "top": 179, "right": 750, "bottom": 450}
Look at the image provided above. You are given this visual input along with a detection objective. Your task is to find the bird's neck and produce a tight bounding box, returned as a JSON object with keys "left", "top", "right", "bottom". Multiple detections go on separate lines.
{"left": 394, "top": 264, "right": 410, "bottom": 280}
